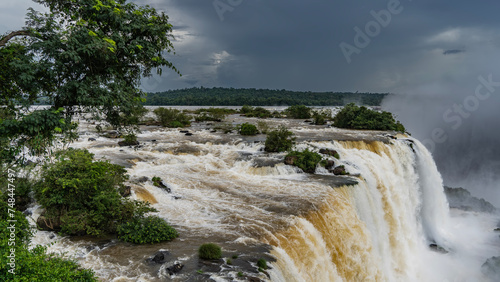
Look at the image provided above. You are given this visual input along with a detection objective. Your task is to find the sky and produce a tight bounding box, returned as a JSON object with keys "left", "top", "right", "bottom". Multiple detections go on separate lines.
{"left": 2, "top": 0, "right": 500, "bottom": 204}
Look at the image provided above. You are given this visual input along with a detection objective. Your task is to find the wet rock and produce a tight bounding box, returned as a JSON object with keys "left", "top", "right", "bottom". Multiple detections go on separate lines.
{"left": 444, "top": 187, "right": 498, "bottom": 213}
{"left": 88, "top": 138, "right": 97, "bottom": 141}
{"left": 151, "top": 251, "right": 170, "bottom": 264}
{"left": 135, "top": 176, "right": 149, "bottom": 183}
{"left": 332, "top": 165, "right": 347, "bottom": 175}
{"left": 494, "top": 228, "right": 500, "bottom": 232}
{"left": 324, "top": 160, "right": 335, "bottom": 170}
{"left": 166, "top": 263, "right": 184, "bottom": 275}
{"left": 429, "top": 243, "right": 448, "bottom": 254}
{"left": 173, "top": 196, "right": 181, "bottom": 200}
{"left": 185, "top": 132, "right": 193, "bottom": 136}
{"left": 49, "top": 234, "right": 55, "bottom": 239}
{"left": 198, "top": 260, "right": 222, "bottom": 273}
{"left": 23, "top": 209, "right": 32, "bottom": 216}
{"left": 284, "top": 155, "right": 298, "bottom": 165}
{"left": 151, "top": 139, "right": 157, "bottom": 142}
{"left": 481, "top": 256, "right": 500, "bottom": 281}
{"left": 304, "top": 120, "right": 312, "bottom": 123}
{"left": 319, "top": 148, "right": 339, "bottom": 158}
{"left": 180, "top": 130, "right": 189, "bottom": 133}
{"left": 119, "top": 149, "right": 124, "bottom": 152}
{"left": 118, "top": 140, "right": 140, "bottom": 147}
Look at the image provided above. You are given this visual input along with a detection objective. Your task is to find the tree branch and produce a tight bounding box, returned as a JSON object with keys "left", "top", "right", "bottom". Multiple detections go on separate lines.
{"left": 0, "top": 30, "right": 31, "bottom": 47}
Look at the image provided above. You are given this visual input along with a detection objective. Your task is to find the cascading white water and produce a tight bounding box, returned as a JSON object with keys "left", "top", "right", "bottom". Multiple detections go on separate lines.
{"left": 29, "top": 125, "right": 499, "bottom": 281}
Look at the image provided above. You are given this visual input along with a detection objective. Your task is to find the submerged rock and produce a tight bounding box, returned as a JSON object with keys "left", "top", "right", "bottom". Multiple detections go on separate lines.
{"left": 332, "top": 165, "right": 347, "bottom": 175}
{"left": 88, "top": 138, "right": 97, "bottom": 141}
{"left": 324, "top": 160, "right": 335, "bottom": 170}
{"left": 118, "top": 140, "right": 140, "bottom": 147}
{"left": 166, "top": 263, "right": 184, "bottom": 275}
{"left": 151, "top": 251, "right": 170, "bottom": 264}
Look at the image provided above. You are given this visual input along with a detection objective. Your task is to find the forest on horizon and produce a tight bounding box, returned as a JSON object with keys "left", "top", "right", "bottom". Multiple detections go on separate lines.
{"left": 144, "top": 87, "right": 389, "bottom": 106}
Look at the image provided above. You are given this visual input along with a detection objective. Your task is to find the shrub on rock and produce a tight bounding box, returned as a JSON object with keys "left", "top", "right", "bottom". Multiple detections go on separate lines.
{"left": 198, "top": 243, "right": 222, "bottom": 260}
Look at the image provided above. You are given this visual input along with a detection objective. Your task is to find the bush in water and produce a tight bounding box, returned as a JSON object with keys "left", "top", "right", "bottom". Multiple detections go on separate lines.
{"left": 34, "top": 148, "right": 162, "bottom": 238}
{"left": 198, "top": 243, "right": 222, "bottom": 260}
{"left": 117, "top": 216, "right": 178, "bottom": 244}
{"left": 239, "top": 122, "right": 258, "bottom": 135}
{"left": 264, "top": 126, "right": 294, "bottom": 153}
{"left": 285, "top": 149, "right": 324, "bottom": 173}
{"left": 153, "top": 107, "right": 191, "bottom": 128}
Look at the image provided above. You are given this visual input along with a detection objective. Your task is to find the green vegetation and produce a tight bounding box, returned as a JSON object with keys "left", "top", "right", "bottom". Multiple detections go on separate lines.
{"left": 257, "top": 121, "right": 271, "bottom": 134}
{"left": 1, "top": 0, "right": 178, "bottom": 165}
{"left": 193, "top": 108, "right": 234, "bottom": 122}
{"left": 0, "top": 199, "right": 97, "bottom": 281}
{"left": 226, "top": 258, "right": 232, "bottom": 265}
{"left": 198, "top": 243, "right": 222, "bottom": 260}
{"left": 33, "top": 149, "right": 175, "bottom": 242}
{"left": 240, "top": 106, "right": 273, "bottom": 118}
{"left": 145, "top": 87, "right": 388, "bottom": 106}
{"left": 238, "top": 123, "right": 259, "bottom": 135}
{"left": 333, "top": 103, "right": 406, "bottom": 132}
{"left": 237, "top": 271, "right": 244, "bottom": 277}
{"left": 284, "top": 105, "right": 312, "bottom": 119}
{"left": 264, "top": 126, "right": 294, "bottom": 153}
{"left": 152, "top": 176, "right": 162, "bottom": 188}
{"left": 153, "top": 107, "right": 191, "bottom": 128}
{"left": 257, "top": 259, "right": 268, "bottom": 270}
{"left": 285, "top": 149, "right": 324, "bottom": 173}
{"left": 117, "top": 216, "right": 178, "bottom": 244}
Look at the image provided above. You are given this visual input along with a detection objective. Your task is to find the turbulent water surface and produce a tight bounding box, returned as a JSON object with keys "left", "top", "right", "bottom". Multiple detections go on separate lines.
{"left": 29, "top": 110, "right": 500, "bottom": 281}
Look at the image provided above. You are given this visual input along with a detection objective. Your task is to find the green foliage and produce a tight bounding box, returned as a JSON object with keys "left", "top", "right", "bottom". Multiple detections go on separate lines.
{"left": 257, "top": 259, "right": 268, "bottom": 270}
{"left": 226, "top": 258, "right": 232, "bottom": 265}
{"left": 312, "top": 110, "right": 329, "bottom": 125}
{"left": 117, "top": 216, "right": 178, "bottom": 244}
{"left": 0, "top": 199, "right": 97, "bottom": 281}
{"left": 284, "top": 105, "right": 312, "bottom": 119}
{"left": 238, "top": 123, "right": 258, "bottom": 135}
{"left": 153, "top": 107, "right": 191, "bottom": 128}
{"left": 193, "top": 108, "right": 230, "bottom": 122}
{"left": 264, "top": 126, "right": 294, "bottom": 153}
{"left": 152, "top": 176, "right": 162, "bottom": 187}
{"left": 198, "top": 243, "right": 222, "bottom": 260}
{"left": 1, "top": 0, "right": 178, "bottom": 164}
{"left": 286, "top": 149, "right": 324, "bottom": 173}
{"left": 240, "top": 106, "right": 273, "bottom": 118}
{"left": 34, "top": 148, "right": 156, "bottom": 236}
{"left": 237, "top": 271, "right": 244, "bottom": 277}
{"left": 123, "top": 133, "right": 137, "bottom": 144}
{"left": 144, "top": 87, "right": 388, "bottom": 106}
{"left": 333, "top": 103, "right": 406, "bottom": 133}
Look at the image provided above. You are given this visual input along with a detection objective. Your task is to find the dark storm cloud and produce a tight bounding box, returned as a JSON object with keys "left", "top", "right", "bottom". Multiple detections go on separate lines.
{"left": 3, "top": 1, "right": 500, "bottom": 203}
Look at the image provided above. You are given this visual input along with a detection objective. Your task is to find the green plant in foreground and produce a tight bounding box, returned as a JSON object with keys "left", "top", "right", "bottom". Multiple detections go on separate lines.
{"left": 237, "top": 271, "right": 244, "bottom": 277}
{"left": 117, "top": 216, "right": 178, "bottom": 244}
{"left": 0, "top": 199, "right": 97, "bottom": 281}
{"left": 152, "top": 176, "right": 162, "bottom": 187}
{"left": 34, "top": 148, "right": 158, "bottom": 237}
{"left": 264, "top": 126, "right": 294, "bottom": 153}
{"left": 198, "top": 243, "right": 222, "bottom": 260}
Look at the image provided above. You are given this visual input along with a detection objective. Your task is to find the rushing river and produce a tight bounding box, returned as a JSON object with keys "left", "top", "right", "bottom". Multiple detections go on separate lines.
{"left": 28, "top": 109, "right": 500, "bottom": 281}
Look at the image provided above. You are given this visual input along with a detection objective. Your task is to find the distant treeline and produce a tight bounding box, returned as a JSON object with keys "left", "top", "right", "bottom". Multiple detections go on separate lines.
{"left": 144, "top": 87, "right": 389, "bottom": 106}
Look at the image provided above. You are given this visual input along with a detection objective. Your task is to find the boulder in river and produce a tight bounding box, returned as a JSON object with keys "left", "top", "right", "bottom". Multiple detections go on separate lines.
{"left": 332, "top": 165, "right": 347, "bottom": 175}
{"left": 284, "top": 155, "right": 298, "bottom": 165}
{"left": 151, "top": 251, "right": 171, "bottom": 264}
{"left": 319, "top": 148, "right": 339, "bottom": 158}
{"left": 166, "top": 263, "right": 184, "bottom": 275}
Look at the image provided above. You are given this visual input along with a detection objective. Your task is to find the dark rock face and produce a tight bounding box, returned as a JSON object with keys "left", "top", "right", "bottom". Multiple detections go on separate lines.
{"left": 481, "top": 256, "right": 500, "bottom": 281}
{"left": 135, "top": 176, "right": 149, "bottom": 183}
{"left": 185, "top": 132, "right": 193, "bottom": 136}
{"left": 319, "top": 148, "right": 339, "bottom": 157}
{"left": 332, "top": 166, "right": 346, "bottom": 175}
{"left": 166, "top": 263, "right": 184, "bottom": 275}
{"left": 118, "top": 140, "right": 140, "bottom": 147}
{"left": 88, "top": 138, "right": 97, "bottom": 141}
{"left": 151, "top": 251, "right": 170, "bottom": 264}
{"left": 180, "top": 130, "right": 189, "bottom": 133}
{"left": 444, "top": 187, "right": 498, "bottom": 213}
{"left": 324, "top": 160, "right": 335, "bottom": 170}
{"left": 284, "top": 156, "right": 298, "bottom": 165}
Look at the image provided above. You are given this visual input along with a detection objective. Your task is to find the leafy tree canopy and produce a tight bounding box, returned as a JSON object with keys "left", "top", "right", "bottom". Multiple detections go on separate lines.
{"left": 333, "top": 103, "right": 406, "bottom": 133}
{"left": 0, "top": 0, "right": 178, "bottom": 165}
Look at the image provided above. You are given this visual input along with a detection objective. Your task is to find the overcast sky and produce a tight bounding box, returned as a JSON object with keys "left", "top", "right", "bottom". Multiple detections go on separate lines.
{"left": 3, "top": 0, "right": 500, "bottom": 93}
{"left": 2, "top": 0, "right": 500, "bottom": 203}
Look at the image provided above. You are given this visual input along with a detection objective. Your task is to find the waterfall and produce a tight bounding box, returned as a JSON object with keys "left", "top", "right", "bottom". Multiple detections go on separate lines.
{"left": 267, "top": 138, "right": 454, "bottom": 281}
